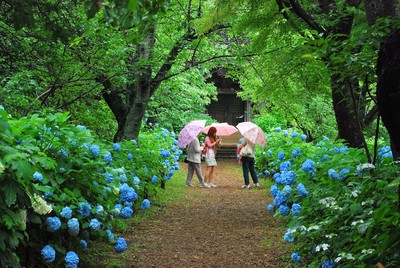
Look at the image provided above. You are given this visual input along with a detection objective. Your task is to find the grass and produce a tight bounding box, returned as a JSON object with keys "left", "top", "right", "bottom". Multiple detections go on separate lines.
{"left": 79, "top": 164, "right": 203, "bottom": 267}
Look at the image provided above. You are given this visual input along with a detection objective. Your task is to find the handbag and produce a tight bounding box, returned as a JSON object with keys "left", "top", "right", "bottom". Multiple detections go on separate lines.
{"left": 240, "top": 144, "right": 252, "bottom": 157}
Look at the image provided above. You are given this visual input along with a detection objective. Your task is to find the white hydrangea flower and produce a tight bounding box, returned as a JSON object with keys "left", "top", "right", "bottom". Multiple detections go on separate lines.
{"left": 351, "top": 219, "right": 364, "bottom": 226}
{"left": 335, "top": 252, "right": 355, "bottom": 262}
{"left": 307, "top": 225, "right": 320, "bottom": 231}
{"left": 325, "top": 233, "right": 337, "bottom": 239}
{"left": 30, "top": 193, "right": 52, "bottom": 215}
{"left": 351, "top": 190, "right": 360, "bottom": 197}
{"left": 357, "top": 163, "right": 375, "bottom": 171}
{"left": 319, "top": 197, "right": 337, "bottom": 208}
{"left": 315, "top": 243, "right": 330, "bottom": 252}
{"left": 361, "top": 249, "right": 375, "bottom": 254}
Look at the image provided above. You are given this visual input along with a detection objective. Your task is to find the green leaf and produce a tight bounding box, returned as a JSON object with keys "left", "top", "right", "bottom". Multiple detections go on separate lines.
{"left": 4, "top": 184, "right": 18, "bottom": 207}
{"left": 350, "top": 203, "right": 362, "bottom": 213}
{"left": 31, "top": 156, "right": 57, "bottom": 169}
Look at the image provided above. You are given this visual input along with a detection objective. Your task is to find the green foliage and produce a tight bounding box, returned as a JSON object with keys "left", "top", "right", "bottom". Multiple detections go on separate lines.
{"left": 0, "top": 109, "right": 181, "bottom": 267}
{"left": 256, "top": 127, "right": 399, "bottom": 267}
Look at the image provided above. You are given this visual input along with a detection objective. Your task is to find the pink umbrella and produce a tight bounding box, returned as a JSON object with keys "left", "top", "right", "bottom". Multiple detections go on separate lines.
{"left": 236, "top": 122, "right": 266, "bottom": 147}
{"left": 178, "top": 120, "right": 207, "bottom": 148}
{"left": 202, "top": 122, "right": 238, "bottom": 136}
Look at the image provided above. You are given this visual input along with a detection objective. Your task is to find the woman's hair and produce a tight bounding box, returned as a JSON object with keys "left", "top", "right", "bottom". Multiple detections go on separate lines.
{"left": 207, "top": 126, "right": 217, "bottom": 142}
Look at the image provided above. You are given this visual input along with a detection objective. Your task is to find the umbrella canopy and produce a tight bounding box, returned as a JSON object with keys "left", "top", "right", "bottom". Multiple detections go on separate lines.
{"left": 236, "top": 122, "right": 266, "bottom": 147}
{"left": 178, "top": 120, "right": 207, "bottom": 148}
{"left": 202, "top": 122, "right": 239, "bottom": 136}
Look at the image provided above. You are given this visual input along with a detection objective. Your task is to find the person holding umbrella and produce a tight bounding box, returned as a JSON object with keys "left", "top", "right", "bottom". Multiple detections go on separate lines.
{"left": 237, "top": 138, "right": 259, "bottom": 189}
{"left": 204, "top": 126, "right": 222, "bottom": 187}
{"left": 236, "top": 122, "right": 266, "bottom": 189}
{"left": 178, "top": 120, "right": 210, "bottom": 188}
{"left": 185, "top": 132, "right": 210, "bottom": 188}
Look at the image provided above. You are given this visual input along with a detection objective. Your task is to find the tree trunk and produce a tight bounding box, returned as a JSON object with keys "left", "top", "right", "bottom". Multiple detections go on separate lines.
{"left": 376, "top": 29, "right": 400, "bottom": 159}
{"left": 364, "top": 0, "right": 398, "bottom": 26}
{"left": 330, "top": 74, "right": 365, "bottom": 147}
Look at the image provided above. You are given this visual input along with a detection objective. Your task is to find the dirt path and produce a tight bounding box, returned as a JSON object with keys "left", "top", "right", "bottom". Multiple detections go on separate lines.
{"left": 124, "top": 159, "right": 290, "bottom": 267}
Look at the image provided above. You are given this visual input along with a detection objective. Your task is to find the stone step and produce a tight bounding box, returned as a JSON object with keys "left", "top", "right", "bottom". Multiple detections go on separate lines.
{"left": 216, "top": 145, "right": 238, "bottom": 159}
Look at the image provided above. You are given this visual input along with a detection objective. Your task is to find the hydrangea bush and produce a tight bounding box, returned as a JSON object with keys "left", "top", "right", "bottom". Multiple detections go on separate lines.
{"left": 257, "top": 127, "right": 400, "bottom": 267}
{"left": 0, "top": 109, "right": 181, "bottom": 267}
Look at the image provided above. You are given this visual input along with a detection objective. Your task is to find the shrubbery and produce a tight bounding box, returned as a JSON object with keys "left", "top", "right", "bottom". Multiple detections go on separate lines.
{"left": 257, "top": 127, "right": 400, "bottom": 267}
{"left": 0, "top": 108, "right": 181, "bottom": 267}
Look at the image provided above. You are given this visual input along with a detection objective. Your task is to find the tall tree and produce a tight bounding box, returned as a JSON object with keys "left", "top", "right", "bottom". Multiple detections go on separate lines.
{"left": 366, "top": 0, "right": 400, "bottom": 158}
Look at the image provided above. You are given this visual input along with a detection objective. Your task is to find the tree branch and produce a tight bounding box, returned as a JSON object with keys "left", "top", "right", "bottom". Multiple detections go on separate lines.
{"left": 287, "top": 0, "right": 326, "bottom": 34}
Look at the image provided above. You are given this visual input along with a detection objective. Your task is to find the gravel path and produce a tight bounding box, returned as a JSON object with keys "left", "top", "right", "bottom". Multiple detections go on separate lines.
{"left": 124, "top": 159, "right": 290, "bottom": 267}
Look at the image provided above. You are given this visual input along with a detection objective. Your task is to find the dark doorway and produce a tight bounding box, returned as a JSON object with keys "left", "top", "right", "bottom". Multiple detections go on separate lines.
{"left": 206, "top": 68, "right": 246, "bottom": 125}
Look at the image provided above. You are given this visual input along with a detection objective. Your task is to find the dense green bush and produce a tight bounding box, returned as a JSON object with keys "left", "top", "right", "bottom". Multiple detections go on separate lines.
{"left": 256, "top": 127, "right": 400, "bottom": 267}
{"left": 0, "top": 107, "right": 181, "bottom": 267}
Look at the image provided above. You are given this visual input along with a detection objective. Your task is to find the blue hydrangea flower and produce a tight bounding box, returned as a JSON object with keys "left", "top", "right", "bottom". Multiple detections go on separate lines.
{"left": 274, "top": 127, "right": 282, "bottom": 132}
{"left": 328, "top": 169, "right": 339, "bottom": 180}
{"left": 141, "top": 199, "right": 150, "bottom": 210}
{"left": 119, "top": 173, "right": 127, "bottom": 183}
{"left": 284, "top": 231, "right": 294, "bottom": 243}
{"left": 104, "top": 151, "right": 112, "bottom": 164}
{"left": 60, "top": 206, "right": 73, "bottom": 219}
{"left": 264, "top": 170, "right": 270, "bottom": 176}
{"left": 90, "top": 145, "right": 100, "bottom": 157}
{"left": 151, "top": 175, "right": 158, "bottom": 184}
{"left": 267, "top": 204, "right": 274, "bottom": 211}
{"left": 291, "top": 131, "right": 299, "bottom": 138}
{"left": 80, "top": 240, "right": 87, "bottom": 249}
{"left": 113, "top": 143, "right": 121, "bottom": 151}
{"left": 89, "top": 219, "right": 101, "bottom": 231}
{"left": 279, "top": 204, "right": 290, "bottom": 216}
{"left": 106, "top": 229, "right": 115, "bottom": 241}
{"left": 104, "top": 172, "right": 114, "bottom": 183}
{"left": 283, "top": 171, "right": 296, "bottom": 185}
{"left": 279, "top": 161, "right": 291, "bottom": 172}
{"left": 281, "top": 185, "right": 292, "bottom": 197}
{"left": 283, "top": 130, "right": 288, "bottom": 136}
{"left": 127, "top": 153, "right": 133, "bottom": 160}
{"left": 160, "top": 149, "right": 171, "bottom": 157}
{"left": 291, "top": 148, "right": 301, "bottom": 158}
{"left": 273, "top": 192, "right": 287, "bottom": 206}
{"left": 340, "top": 146, "right": 348, "bottom": 153}
{"left": 339, "top": 168, "right": 350, "bottom": 180}
{"left": 301, "top": 159, "right": 315, "bottom": 174}
{"left": 120, "top": 207, "right": 133, "bottom": 218}
{"left": 333, "top": 147, "right": 340, "bottom": 154}
{"left": 46, "top": 217, "right": 61, "bottom": 232}
{"left": 96, "top": 205, "right": 104, "bottom": 215}
{"left": 67, "top": 218, "right": 80, "bottom": 236}
{"left": 291, "top": 252, "right": 302, "bottom": 263}
{"left": 322, "top": 259, "right": 335, "bottom": 268}
{"left": 133, "top": 176, "right": 141, "bottom": 185}
{"left": 77, "top": 202, "right": 92, "bottom": 218}
{"left": 77, "top": 125, "right": 87, "bottom": 130}
{"left": 278, "top": 151, "right": 285, "bottom": 161}
{"left": 270, "top": 185, "right": 279, "bottom": 197}
{"left": 59, "top": 148, "right": 69, "bottom": 158}
{"left": 291, "top": 203, "right": 301, "bottom": 216}
{"left": 273, "top": 173, "right": 281, "bottom": 184}
{"left": 297, "top": 183, "right": 309, "bottom": 197}
{"left": 65, "top": 251, "right": 79, "bottom": 268}
{"left": 119, "top": 183, "right": 138, "bottom": 202}
{"left": 378, "top": 146, "right": 392, "bottom": 158}
{"left": 33, "top": 171, "right": 43, "bottom": 182}
{"left": 114, "top": 237, "right": 127, "bottom": 253}
{"left": 41, "top": 245, "right": 56, "bottom": 263}
{"left": 267, "top": 150, "right": 273, "bottom": 156}
{"left": 300, "top": 134, "right": 307, "bottom": 141}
